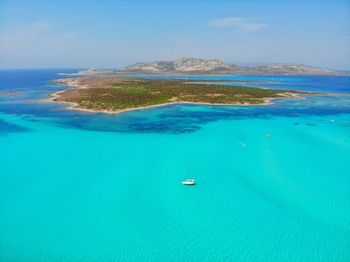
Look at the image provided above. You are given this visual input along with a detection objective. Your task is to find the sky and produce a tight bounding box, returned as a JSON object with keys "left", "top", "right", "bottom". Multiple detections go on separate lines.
{"left": 0, "top": 0, "right": 349, "bottom": 70}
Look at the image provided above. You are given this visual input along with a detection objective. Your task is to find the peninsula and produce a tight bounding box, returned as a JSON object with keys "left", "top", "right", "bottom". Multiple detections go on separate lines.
{"left": 52, "top": 76, "right": 301, "bottom": 114}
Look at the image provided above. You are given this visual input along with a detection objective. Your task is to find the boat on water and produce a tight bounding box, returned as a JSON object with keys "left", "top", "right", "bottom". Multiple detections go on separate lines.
{"left": 182, "top": 179, "right": 195, "bottom": 185}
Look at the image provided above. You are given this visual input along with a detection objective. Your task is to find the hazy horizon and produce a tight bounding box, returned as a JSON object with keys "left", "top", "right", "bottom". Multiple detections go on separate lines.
{"left": 1, "top": 0, "right": 349, "bottom": 70}
{"left": 1, "top": 58, "right": 350, "bottom": 71}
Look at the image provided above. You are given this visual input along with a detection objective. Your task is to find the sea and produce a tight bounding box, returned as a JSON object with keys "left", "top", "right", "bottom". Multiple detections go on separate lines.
{"left": 0, "top": 69, "right": 349, "bottom": 262}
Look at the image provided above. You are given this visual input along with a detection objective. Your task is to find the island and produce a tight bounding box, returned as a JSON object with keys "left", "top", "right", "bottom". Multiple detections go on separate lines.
{"left": 119, "top": 58, "right": 348, "bottom": 76}
{"left": 55, "top": 58, "right": 348, "bottom": 78}
{"left": 51, "top": 76, "right": 302, "bottom": 114}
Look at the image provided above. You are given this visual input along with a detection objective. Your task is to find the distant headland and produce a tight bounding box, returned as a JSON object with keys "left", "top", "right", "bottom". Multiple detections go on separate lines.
{"left": 61, "top": 58, "right": 349, "bottom": 76}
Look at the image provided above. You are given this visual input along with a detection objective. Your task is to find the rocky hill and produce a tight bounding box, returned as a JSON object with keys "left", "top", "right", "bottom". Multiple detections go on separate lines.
{"left": 120, "top": 58, "right": 346, "bottom": 75}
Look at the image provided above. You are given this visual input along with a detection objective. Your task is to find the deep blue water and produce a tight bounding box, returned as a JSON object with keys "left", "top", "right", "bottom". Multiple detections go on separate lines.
{"left": 0, "top": 70, "right": 349, "bottom": 261}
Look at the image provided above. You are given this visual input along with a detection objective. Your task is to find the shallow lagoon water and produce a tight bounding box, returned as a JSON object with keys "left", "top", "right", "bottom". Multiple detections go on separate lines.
{"left": 0, "top": 70, "right": 349, "bottom": 261}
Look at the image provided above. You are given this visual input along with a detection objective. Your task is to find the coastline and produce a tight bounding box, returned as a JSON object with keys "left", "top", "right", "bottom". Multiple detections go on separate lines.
{"left": 45, "top": 77, "right": 303, "bottom": 115}
{"left": 45, "top": 90, "right": 277, "bottom": 115}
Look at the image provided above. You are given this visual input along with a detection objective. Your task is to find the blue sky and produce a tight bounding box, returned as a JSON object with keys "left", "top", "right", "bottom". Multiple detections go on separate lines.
{"left": 0, "top": 0, "right": 349, "bottom": 69}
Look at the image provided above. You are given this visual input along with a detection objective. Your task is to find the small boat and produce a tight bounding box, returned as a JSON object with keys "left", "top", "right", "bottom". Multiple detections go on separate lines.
{"left": 182, "top": 179, "right": 195, "bottom": 185}
{"left": 238, "top": 141, "right": 247, "bottom": 147}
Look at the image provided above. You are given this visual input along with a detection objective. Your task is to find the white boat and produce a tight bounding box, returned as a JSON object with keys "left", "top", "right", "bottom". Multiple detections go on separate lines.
{"left": 182, "top": 179, "right": 195, "bottom": 185}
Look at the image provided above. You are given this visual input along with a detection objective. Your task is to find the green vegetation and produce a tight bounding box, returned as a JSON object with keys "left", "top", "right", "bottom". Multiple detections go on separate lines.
{"left": 57, "top": 78, "right": 295, "bottom": 111}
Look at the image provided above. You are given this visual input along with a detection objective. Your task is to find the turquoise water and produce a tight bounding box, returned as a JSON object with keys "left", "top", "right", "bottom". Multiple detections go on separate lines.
{"left": 1, "top": 70, "right": 350, "bottom": 261}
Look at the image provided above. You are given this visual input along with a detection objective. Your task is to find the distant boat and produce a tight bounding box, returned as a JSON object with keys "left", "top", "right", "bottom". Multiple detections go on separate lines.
{"left": 237, "top": 141, "right": 247, "bottom": 147}
{"left": 182, "top": 179, "right": 195, "bottom": 185}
